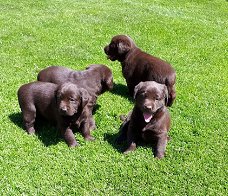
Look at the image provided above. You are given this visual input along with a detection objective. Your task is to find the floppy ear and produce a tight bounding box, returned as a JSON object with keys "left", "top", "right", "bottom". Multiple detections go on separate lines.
{"left": 118, "top": 42, "right": 131, "bottom": 54}
{"left": 133, "top": 82, "right": 143, "bottom": 99}
{"left": 105, "top": 76, "right": 114, "bottom": 90}
{"left": 79, "top": 88, "right": 90, "bottom": 108}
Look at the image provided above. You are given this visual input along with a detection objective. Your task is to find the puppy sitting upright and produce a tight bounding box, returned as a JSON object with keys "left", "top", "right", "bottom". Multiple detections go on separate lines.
{"left": 118, "top": 81, "right": 171, "bottom": 159}
{"left": 104, "top": 35, "right": 176, "bottom": 106}
{"left": 18, "top": 82, "right": 93, "bottom": 147}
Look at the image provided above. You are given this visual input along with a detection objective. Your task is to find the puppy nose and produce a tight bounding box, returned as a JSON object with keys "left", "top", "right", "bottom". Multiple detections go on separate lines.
{"left": 61, "top": 107, "right": 67, "bottom": 112}
{"left": 144, "top": 105, "right": 152, "bottom": 110}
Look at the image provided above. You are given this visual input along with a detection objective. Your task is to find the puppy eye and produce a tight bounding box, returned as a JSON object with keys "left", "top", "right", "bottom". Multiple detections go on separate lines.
{"left": 69, "top": 98, "right": 75, "bottom": 102}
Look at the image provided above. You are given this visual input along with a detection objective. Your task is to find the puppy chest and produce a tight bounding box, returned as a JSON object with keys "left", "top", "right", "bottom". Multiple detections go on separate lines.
{"left": 141, "top": 127, "right": 163, "bottom": 142}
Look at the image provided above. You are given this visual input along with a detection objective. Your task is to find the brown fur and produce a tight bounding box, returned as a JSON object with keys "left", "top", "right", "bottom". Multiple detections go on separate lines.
{"left": 37, "top": 64, "right": 113, "bottom": 97}
{"left": 104, "top": 35, "right": 176, "bottom": 106}
{"left": 17, "top": 82, "right": 94, "bottom": 147}
{"left": 37, "top": 64, "right": 113, "bottom": 130}
{"left": 117, "top": 81, "right": 171, "bottom": 159}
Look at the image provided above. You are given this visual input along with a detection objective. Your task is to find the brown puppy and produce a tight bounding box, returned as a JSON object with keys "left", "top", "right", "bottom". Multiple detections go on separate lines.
{"left": 117, "top": 81, "right": 171, "bottom": 159}
{"left": 18, "top": 82, "right": 93, "bottom": 147}
{"left": 104, "top": 35, "right": 176, "bottom": 106}
{"left": 37, "top": 64, "right": 113, "bottom": 130}
{"left": 37, "top": 64, "right": 113, "bottom": 98}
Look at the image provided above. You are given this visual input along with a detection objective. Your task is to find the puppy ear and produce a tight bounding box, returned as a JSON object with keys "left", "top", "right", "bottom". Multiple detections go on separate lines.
{"left": 79, "top": 88, "right": 90, "bottom": 108}
{"left": 105, "top": 76, "right": 113, "bottom": 90}
{"left": 118, "top": 42, "right": 131, "bottom": 54}
{"left": 133, "top": 82, "right": 143, "bottom": 99}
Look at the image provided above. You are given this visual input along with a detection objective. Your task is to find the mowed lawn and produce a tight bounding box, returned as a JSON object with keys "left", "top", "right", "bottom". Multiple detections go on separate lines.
{"left": 0, "top": 0, "right": 227, "bottom": 195}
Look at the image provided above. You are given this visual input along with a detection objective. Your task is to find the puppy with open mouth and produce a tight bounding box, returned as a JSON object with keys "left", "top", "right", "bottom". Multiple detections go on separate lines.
{"left": 104, "top": 35, "right": 176, "bottom": 106}
{"left": 117, "top": 81, "right": 171, "bottom": 159}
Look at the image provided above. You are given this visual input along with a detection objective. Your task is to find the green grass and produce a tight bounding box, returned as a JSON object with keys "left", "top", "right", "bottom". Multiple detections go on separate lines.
{"left": 0, "top": 0, "right": 227, "bottom": 195}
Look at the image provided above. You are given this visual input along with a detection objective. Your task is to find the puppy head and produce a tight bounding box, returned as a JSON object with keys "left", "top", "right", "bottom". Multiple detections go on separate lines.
{"left": 86, "top": 64, "right": 114, "bottom": 93}
{"left": 104, "top": 35, "right": 136, "bottom": 61}
{"left": 134, "top": 81, "right": 168, "bottom": 123}
{"left": 101, "top": 65, "right": 114, "bottom": 92}
{"left": 56, "top": 83, "right": 89, "bottom": 116}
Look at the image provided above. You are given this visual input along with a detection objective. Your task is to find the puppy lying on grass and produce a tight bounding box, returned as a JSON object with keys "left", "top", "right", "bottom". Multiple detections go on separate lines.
{"left": 18, "top": 82, "right": 94, "bottom": 147}
{"left": 117, "top": 81, "right": 171, "bottom": 159}
{"left": 37, "top": 64, "right": 113, "bottom": 130}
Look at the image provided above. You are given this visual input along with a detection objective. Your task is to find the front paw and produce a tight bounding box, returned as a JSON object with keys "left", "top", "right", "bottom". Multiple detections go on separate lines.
{"left": 155, "top": 152, "right": 165, "bottom": 159}
{"left": 84, "top": 135, "right": 95, "bottom": 141}
{"left": 89, "top": 124, "right": 96, "bottom": 131}
{"left": 155, "top": 155, "right": 164, "bottom": 159}
{"left": 123, "top": 143, "right": 136, "bottom": 154}
{"left": 68, "top": 141, "right": 79, "bottom": 148}
{"left": 27, "top": 127, "right": 35, "bottom": 134}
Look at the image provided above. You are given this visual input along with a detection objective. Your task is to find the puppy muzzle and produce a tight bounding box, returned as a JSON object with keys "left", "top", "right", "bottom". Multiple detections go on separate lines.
{"left": 59, "top": 107, "right": 76, "bottom": 116}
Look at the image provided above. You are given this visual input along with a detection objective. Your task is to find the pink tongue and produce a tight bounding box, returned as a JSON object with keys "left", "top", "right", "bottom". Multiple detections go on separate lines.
{"left": 143, "top": 113, "right": 153, "bottom": 123}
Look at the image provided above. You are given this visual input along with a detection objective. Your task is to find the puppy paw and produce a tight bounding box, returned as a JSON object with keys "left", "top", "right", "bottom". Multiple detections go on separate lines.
{"left": 69, "top": 142, "right": 79, "bottom": 148}
{"left": 123, "top": 143, "right": 136, "bottom": 154}
{"left": 27, "top": 127, "right": 35, "bottom": 134}
{"left": 89, "top": 125, "right": 97, "bottom": 131}
{"left": 155, "top": 153, "right": 165, "bottom": 159}
{"left": 123, "top": 150, "right": 132, "bottom": 155}
{"left": 84, "top": 135, "right": 95, "bottom": 141}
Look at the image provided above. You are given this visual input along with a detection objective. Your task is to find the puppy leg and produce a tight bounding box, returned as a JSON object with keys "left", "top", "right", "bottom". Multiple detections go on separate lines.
{"left": 81, "top": 121, "right": 95, "bottom": 141}
{"left": 60, "top": 126, "right": 79, "bottom": 147}
{"left": 123, "top": 124, "right": 137, "bottom": 154}
{"left": 116, "top": 111, "right": 132, "bottom": 143}
{"left": 86, "top": 105, "right": 96, "bottom": 131}
{"left": 116, "top": 119, "right": 129, "bottom": 144}
{"left": 155, "top": 133, "right": 168, "bottom": 159}
{"left": 22, "top": 106, "right": 36, "bottom": 134}
{"left": 89, "top": 115, "right": 96, "bottom": 131}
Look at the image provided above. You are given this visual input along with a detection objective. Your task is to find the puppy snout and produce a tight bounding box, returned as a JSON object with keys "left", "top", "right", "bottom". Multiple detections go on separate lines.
{"left": 60, "top": 106, "right": 68, "bottom": 113}
{"left": 144, "top": 104, "right": 152, "bottom": 110}
{"left": 61, "top": 107, "right": 67, "bottom": 111}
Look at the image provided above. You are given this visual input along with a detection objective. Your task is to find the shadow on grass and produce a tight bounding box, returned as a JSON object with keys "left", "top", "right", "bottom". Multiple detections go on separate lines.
{"left": 92, "top": 104, "right": 101, "bottom": 115}
{"left": 104, "top": 118, "right": 129, "bottom": 153}
{"left": 9, "top": 112, "right": 61, "bottom": 147}
{"left": 9, "top": 104, "right": 102, "bottom": 147}
{"left": 104, "top": 119, "right": 159, "bottom": 156}
{"left": 104, "top": 131, "right": 157, "bottom": 156}
{"left": 104, "top": 132, "right": 127, "bottom": 153}
{"left": 111, "top": 83, "right": 133, "bottom": 102}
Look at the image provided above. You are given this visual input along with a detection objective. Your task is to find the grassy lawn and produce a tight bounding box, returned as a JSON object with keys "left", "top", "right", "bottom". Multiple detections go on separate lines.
{"left": 0, "top": 0, "right": 227, "bottom": 195}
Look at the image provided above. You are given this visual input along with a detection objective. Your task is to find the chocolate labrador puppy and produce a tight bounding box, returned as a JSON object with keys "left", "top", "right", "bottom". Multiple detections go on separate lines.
{"left": 37, "top": 64, "right": 113, "bottom": 98}
{"left": 104, "top": 35, "right": 176, "bottom": 106}
{"left": 37, "top": 64, "right": 113, "bottom": 130}
{"left": 18, "top": 82, "right": 94, "bottom": 147}
{"left": 117, "top": 81, "right": 171, "bottom": 159}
